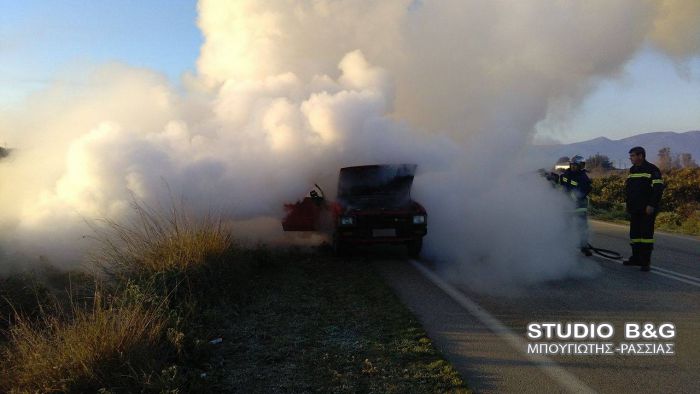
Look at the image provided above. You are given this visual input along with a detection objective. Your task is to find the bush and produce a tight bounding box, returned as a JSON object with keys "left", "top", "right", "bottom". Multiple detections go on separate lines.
{"left": 680, "top": 210, "right": 700, "bottom": 236}
{"left": 589, "top": 174, "right": 625, "bottom": 210}
{"left": 655, "top": 211, "right": 683, "bottom": 231}
{"left": 661, "top": 168, "right": 700, "bottom": 212}
{"left": 589, "top": 168, "right": 700, "bottom": 235}
{"left": 589, "top": 206, "right": 628, "bottom": 222}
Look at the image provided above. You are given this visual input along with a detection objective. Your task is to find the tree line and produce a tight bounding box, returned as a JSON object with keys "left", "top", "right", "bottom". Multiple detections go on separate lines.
{"left": 556, "top": 147, "right": 698, "bottom": 174}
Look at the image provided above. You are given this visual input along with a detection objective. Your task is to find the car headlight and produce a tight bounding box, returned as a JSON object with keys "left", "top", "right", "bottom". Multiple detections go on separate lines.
{"left": 412, "top": 215, "right": 426, "bottom": 224}
{"left": 340, "top": 216, "right": 355, "bottom": 225}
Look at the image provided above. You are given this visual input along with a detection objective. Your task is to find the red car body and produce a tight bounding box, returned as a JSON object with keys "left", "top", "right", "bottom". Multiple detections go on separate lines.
{"left": 282, "top": 164, "right": 427, "bottom": 255}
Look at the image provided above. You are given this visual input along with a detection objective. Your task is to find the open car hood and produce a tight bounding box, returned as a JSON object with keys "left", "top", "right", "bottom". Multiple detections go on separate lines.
{"left": 337, "top": 164, "right": 416, "bottom": 209}
{"left": 282, "top": 163, "right": 421, "bottom": 231}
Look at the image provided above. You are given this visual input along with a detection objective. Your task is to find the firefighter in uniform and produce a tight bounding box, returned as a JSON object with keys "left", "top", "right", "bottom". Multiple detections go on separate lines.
{"left": 559, "top": 155, "right": 593, "bottom": 256}
{"left": 623, "top": 146, "right": 664, "bottom": 272}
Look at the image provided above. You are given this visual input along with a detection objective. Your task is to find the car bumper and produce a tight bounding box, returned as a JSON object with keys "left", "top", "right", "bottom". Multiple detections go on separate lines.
{"left": 335, "top": 226, "right": 426, "bottom": 244}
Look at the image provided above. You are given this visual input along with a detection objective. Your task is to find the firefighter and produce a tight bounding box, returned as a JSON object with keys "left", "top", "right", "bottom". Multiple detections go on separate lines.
{"left": 559, "top": 155, "right": 593, "bottom": 256}
{"left": 623, "top": 146, "right": 664, "bottom": 272}
{"left": 543, "top": 161, "right": 567, "bottom": 188}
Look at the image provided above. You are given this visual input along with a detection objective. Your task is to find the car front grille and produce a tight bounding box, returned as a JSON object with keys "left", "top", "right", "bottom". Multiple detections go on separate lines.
{"left": 352, "top": 214, "right": 421, "bottom": 238}
{"left": 357, "top": 215, "right": 411, "bottom": 228}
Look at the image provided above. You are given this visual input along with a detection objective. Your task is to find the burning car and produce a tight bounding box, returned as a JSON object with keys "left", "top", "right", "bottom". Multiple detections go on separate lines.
{"left": 282, "top": 164, "right": 427, "bottom": 256}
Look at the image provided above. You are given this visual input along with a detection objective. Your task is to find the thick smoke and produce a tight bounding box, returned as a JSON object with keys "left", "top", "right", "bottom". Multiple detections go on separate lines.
{"left": 1, "top": 0, "right": 699, "bottom": 288}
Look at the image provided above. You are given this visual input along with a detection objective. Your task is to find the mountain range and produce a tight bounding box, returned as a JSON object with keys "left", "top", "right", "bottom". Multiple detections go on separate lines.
{"left": 530, "top": 130, "right": 700, "bottom": 169}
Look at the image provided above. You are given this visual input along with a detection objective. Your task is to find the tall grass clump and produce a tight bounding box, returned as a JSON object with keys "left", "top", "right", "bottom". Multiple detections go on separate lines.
{"left": 95, "top": 200, "right": 233, "bottom": 276}
{"left": 0, "top": 292, "right": 171, "bottom": 393}
{"left": 90, "top": 199, "right": 242, "bottom": 305}
{"left": 1, "top": 274, "right": 52, "bottom": 336}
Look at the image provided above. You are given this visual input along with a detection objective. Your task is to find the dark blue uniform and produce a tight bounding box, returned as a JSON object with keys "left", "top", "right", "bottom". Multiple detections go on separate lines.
{"left": 560, "top": 169, "right": 592, "bottom": 212}
{"left": 625, "top": 160, "right": 664, "bottom": 267}
{"left": 559, "top": 169, "right": 592, "bottom": 250}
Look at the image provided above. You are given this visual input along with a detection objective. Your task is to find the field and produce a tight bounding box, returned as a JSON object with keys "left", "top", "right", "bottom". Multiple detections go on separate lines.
{"left": 0, "top": 203, "right": 467, "bottom": 393}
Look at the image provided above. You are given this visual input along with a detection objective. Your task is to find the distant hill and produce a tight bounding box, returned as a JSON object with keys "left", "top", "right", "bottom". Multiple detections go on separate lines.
{"left": 530, "top": 130, "right": 700, "bottom": 169}
{"left": 0, "top": 147, "right": 8, "bottom": 159}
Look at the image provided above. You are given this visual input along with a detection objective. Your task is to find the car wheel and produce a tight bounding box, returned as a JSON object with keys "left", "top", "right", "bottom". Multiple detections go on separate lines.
{"left": 407, "top": 239, "right": 422, "bottom": 258}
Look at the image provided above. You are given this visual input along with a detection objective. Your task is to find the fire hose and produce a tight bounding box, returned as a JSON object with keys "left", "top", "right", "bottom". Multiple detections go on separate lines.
{"left": 586, "top": 243, "right": 623, "bottom": 260}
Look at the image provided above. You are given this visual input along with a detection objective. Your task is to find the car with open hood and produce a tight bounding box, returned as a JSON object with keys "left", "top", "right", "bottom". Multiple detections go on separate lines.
{"left": 282, "top": 164, "right": 427, "bottom": 256}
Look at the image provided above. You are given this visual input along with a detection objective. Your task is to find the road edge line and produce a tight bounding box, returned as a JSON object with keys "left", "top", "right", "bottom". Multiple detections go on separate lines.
{"left": 651, "top": 266, "right": 700, "bottom": 282}
{"left": 592, "top": 255, "right": 700, "bottom": 288}
{"left": 409, "top": 259, "right": 596, "bottom": 394}
{"left": 649, "top": 270, "right": 700, "bottom": 287}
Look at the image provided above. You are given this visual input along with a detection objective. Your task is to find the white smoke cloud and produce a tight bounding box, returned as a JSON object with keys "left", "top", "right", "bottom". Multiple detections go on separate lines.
{"left": 650, "top": 0, "right": 700, "bottom": 60}
{"left": 1, "top": 0, "right": 699, "bottom": 288}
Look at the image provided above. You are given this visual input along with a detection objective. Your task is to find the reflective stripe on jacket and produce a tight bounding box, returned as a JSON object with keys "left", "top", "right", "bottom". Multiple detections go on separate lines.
{"left": 625, "top": 160, "right": 664, "bottom": 213}
{"left": 559, "top": 169, "right": 592, "bottom": 210}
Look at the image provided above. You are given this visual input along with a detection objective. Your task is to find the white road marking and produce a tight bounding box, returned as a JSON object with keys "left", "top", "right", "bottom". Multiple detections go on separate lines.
{"left": 409, "top": 259, "right": 597, "bottom": 394}
{"left": 651, "top": 266, "right": 700, "bottom": 282}
{"left": 590, "top": 220, "right": 700, "bottom": 242}
{"left": 651, "top": 271, "right": 700, "bottom": 287}
{"left": 592, "top": 254, "right": 700, "bottom": 288}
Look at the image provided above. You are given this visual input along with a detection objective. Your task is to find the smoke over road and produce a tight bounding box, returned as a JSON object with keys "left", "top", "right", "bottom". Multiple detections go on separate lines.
{"left": 1, "top": 0, "right": 698, "bottom": 288}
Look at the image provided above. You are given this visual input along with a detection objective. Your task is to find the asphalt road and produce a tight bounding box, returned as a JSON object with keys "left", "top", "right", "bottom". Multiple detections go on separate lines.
{"left": 375, "top": 220, "right": 700, "bottom": 394}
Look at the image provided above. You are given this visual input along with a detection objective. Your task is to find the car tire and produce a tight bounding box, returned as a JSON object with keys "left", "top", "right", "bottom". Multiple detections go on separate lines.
{"left": 407, "top": 238, "right": 422, "bottom": 258}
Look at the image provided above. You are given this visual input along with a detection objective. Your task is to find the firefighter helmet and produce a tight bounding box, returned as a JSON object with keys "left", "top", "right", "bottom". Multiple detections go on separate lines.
{"left": 570, "top": 155, "right": 585, "bottom": 169}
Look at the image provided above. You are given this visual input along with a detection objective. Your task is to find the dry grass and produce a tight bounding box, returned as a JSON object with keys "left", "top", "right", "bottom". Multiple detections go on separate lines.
{"left": 1, "top": 274, "right": 52, "bottom": 335}
{"left": 93, "top": 199, "right": 233, "bottom": 276}
{"left": 1, "top": 200, "right": 234, "bottom": 393}
{"left": 0, "top": 292, "right": 170, "bottom": 393}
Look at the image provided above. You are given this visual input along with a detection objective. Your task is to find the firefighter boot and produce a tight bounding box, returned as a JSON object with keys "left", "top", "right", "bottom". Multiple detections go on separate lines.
{"left": 623, "top": 245, "right": 642, "bottom": 266}
{"left": 639, "top": 247, "right": 652, "bottom": 272}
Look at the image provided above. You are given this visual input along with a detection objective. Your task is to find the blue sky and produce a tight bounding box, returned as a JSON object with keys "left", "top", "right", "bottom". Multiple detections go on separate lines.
{"left": 1, "top": 1, "right": 698, "bottom": 143}
{"left": 538, "top": 48, "right": 700, "bottom": 143}
{"left": 0, "top": 1, "right": 201, "bottom": 103}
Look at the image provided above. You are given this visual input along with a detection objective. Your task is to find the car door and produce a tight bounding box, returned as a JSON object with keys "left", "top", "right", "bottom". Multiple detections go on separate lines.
{"left": 282, "top": 184, "right": 329, "bottom": 231}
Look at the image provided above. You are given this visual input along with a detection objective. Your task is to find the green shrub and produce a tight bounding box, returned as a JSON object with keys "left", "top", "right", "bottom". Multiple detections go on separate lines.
{"left": 589, "top": 207, "right": 628, "bottom": 222}
{"left": 661, "top": 168, "right": 700, "bottom": 212}
{"left": 656, "top": 211, "right": 683, "bottom": 232}
{"left": 590, "top": 168, "right": 700, "bottom": 236}
{"left": 680, "top": 210, "right": 700, "bottom": 236}
{"left": 590, "top": 175, "right": 625, "bottom": 210}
